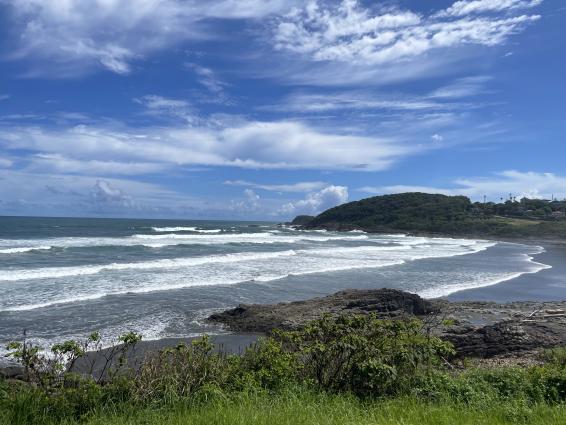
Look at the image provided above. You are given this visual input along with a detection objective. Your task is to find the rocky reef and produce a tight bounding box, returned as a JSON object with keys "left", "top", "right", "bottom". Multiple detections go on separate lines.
{"left": 208, "top": 288, "right": 566, "bottom": 359}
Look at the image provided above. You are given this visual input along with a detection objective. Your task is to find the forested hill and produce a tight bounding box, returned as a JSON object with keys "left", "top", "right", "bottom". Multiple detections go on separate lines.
{"left": 301, "top": 192, "right": 566, "bottom": 239}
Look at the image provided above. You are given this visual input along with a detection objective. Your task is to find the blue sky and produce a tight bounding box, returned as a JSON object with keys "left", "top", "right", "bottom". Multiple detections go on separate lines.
{"left": 0, "top": 0, "right": 564, "bottom": 219}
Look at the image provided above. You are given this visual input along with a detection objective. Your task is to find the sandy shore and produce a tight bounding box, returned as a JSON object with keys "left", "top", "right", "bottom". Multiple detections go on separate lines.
{"left": 448, "top": 241, "right": 566, "bottom": 302}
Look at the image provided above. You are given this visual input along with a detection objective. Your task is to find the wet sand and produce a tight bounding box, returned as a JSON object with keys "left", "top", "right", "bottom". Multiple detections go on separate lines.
{"left": 448, "top": 242, "right": 566, "bottom": 303}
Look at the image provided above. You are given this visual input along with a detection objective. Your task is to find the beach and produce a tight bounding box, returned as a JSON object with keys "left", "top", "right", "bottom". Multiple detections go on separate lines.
{"left": 448, "top": 241, "right": 566, "bottom": 302}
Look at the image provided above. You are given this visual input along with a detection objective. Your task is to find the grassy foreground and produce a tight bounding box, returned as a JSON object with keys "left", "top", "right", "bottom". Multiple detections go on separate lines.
{"left": 71, "top": 391, "right": 566, "bottom": 425}
{"left": 2, "top": 315, "right": 566, "bottom": 424}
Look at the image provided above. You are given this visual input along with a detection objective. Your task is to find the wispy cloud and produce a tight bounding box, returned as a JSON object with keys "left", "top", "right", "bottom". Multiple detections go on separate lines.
{"left": 271, "top": 0, "right": 541, "bottom": 86}
{"left": 225, "top": 180, "right": 328, "bottom": 192}
{"left": 0, "top": 119, "right": 411, "bottom": 172}
{"left": 134, "top": 95, "right": 196, "bottom": 122}
{"left": 27, "top": 153, "right": 166, "bottom": 176}
{"left": 0, "top": 94, "right": 11, "bottom": 101}
{"left": 265, "top": 92, "right": 443, "bottom": 113}
{"left": 429, "top": 76, "right": 492, "bottom": 99}
{"left": 437, "top": 0, "right": 543, "bottom": 18}
{"left": 2, "top": 0, "right": 295, "bottom": 76}
{"left": 274, "top": 1, "right": 541, "bottom": 66}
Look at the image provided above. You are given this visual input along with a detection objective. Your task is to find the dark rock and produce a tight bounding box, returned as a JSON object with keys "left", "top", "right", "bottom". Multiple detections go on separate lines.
{"left": 443, "top": 319, "right": 566, "bottom": 358}
{"left": 208, "top": 288, "right": 437, "bottom": 333}
{"left": 0, "top": 365, "right": 25, "bottom": 380}
{"left": 208, "top": 288, "right": 566, "bottom": 359}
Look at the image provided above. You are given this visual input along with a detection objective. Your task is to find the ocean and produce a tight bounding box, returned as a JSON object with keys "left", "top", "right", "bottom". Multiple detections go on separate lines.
{"left": 0, "top": 216, "right": 551, "bottom": 353}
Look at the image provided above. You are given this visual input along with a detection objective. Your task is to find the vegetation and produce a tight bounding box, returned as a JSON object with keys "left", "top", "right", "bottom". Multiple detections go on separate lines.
{"left": 290, "top": 215, "right": 315, "bottom": 226}
{"left": 304, "top": 192, "right": 566, "bottom": 238}
{"left": 2, "top": 314, "right": 566, "bottom": 424}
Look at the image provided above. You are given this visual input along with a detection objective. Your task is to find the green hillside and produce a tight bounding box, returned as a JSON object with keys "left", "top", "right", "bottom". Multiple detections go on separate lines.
{"left": 303, "top": 192, "right": 566, "bottom": 239}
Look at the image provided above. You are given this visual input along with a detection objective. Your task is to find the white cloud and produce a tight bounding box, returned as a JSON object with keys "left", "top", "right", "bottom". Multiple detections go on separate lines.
{"left": 0, "top": 95, "right": 10, "bottom": 101}
{"left": 431, "top": 134, "right": 444, "bottom": 142}
{"left": 358, "top": 171, "right": 566, "bottom": 201}
{"left": 225, "top": 180, "right": 328, "bottom": 192}
{"left": 3, "top": 0, "right": 295, "bottom": 76}
{"left": 229, "top": 188, "right": 261, "bottom": 212}
{"left": 438, "top": 0, "right": 543, "bottom": 18}
{"left": 187, "top": 64, "right": 227, "bottom": 94}
{"left": 267, "top": 91, "right": 443, "bottom": 113}
{"left": 0, "top": 120, "right": 410, "bottom": 171}
{"left": 0, "top": 158, "right": 13, "bottom": 168}
{"left": 429, "top": 76, "right": 492, "bottom": 99}
{"left": 134, "top": 95, "right": 196, "bottom": 122}
{"left": 90, "top": 180, "right": 133, "bottom": 208}
{"left": 28, "top": 153, "right": 166, "bottom": 175}
{"left": 274, "top": 0, "right": 541, "bottom": 66}
{"left": 279, "top": 185, "right": 348, "bottom": 216}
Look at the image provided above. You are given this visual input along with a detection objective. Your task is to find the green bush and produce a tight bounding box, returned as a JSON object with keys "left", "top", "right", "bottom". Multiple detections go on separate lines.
{"left": 133, "top": 336, "right": 235, "bottom": 404}
{"left": 274, "top": 314, "right": 454, "bottom": 396}
{"left": 3, "top": 316, "right": 566, "bottom": 424}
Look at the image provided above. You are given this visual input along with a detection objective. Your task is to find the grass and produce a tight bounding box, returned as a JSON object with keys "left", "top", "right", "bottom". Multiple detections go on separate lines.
{"left": 3, "top": 321, "right": 566, "bottom": 425}
{"left": 68, "top": 390, "right": 566, "bottom": 425}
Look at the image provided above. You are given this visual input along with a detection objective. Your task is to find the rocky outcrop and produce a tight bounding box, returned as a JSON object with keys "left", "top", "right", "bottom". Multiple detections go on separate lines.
{"left": 208, "top": 288, "right": 437, "bottom": 333}
{"left": 444, "top": 319, "right": 566, "bottom": 357}
{"left": 208, "top": 289, "right": 566, "bottom": 358}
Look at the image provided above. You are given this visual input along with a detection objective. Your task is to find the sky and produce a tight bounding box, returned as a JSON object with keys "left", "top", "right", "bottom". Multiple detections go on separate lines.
{"left": 0, "top": 0, "right": 564, "bottom": 220}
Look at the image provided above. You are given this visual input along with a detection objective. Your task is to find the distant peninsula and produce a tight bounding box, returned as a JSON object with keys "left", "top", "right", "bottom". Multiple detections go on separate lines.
{"left": 293, "top": 192, "right": 566, "bottom": 239}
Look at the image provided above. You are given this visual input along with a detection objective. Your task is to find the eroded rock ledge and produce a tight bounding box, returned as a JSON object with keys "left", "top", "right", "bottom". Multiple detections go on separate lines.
{"left": 208, "top": 289, "right": 566, "bottom": 358}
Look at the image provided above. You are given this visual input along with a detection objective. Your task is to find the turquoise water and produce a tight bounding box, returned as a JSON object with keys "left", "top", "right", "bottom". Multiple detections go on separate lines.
{"left": 0, "top": 216, "right": 549, "bottom": 352}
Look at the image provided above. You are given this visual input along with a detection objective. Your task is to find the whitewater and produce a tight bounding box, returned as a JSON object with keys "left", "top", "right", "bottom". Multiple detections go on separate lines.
{"left": 0, "top": 216, "right": 551, "bottom": 351}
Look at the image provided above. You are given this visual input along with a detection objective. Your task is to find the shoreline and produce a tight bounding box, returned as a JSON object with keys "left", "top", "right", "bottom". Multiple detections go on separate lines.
{"left": 448, "top": 239, "right": 566, "bottom": 302}
{"left": 2, "top": 236, "right": 564, "bottom": 377}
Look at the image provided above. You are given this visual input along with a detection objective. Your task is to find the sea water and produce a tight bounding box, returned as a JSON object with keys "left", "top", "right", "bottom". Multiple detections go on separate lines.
{"left": 0, "top": 216, "right": 550, "bottom": 352}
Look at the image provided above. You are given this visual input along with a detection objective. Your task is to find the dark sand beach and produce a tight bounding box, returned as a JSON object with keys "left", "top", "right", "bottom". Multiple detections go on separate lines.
{"left": 448, "top": 242, "right": 566, "bottom": 302}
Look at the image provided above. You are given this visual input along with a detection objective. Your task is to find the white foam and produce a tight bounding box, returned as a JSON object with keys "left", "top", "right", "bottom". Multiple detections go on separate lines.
{"left": 0, "top": 246, "right": 52, "bottom": 254}
{"left": 0, "top": 250, "right": 298, "bottom": 282}
{"left": 418, "top": 247, "right": 551, "bottom": 298}
{"left": 0, "top": 232, "right": 368, "bottom": 251}
{"left": 151, "top": 226, "right": 197, "bottom": 232}
{"left": 0, "top": 239, "right": 503, "bottom": 312}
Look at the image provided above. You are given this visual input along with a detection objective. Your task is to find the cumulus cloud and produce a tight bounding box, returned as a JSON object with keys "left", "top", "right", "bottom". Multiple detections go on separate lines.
{"left": 279, "top": 185, "right": 348, "bottom": 216}
{"left": 0, "top": 120, "right": 409, "bottom": 171}
{"left": 274, "top": 0, "right": 541, "bottom": 66}
{"left": 229, "top": 189, "right": 261, "bottom": 212}
{"left": 90, "top": 180, "right": 133, "bottom": 208}
{"left": 2, "top": 0, "right": 295, "bottom": 76}
{"left": 0, "top": 168, "right": 184, "bottom": 216}
{"left": 358, "top": 170, "right": 566, "bottom": 201}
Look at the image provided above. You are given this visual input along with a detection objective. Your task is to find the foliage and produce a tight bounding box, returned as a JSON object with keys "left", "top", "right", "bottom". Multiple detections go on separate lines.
{"left": 134, "top": 336, "right": 235, "bottom": 403}
{"left": 2, "top": 318, "right": 566, "bottom": 424}
{"left": 304, "top": 192, "right": 566, "bottom": 238}
{"left": 274, "top": 314, "right": 454, "bottom": 396}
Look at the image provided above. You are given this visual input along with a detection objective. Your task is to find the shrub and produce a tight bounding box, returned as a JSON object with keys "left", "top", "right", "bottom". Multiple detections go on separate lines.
{"left": 237, "top": 336, "right": 300, "bottom": 391}
{"left": 133, "top": 336, "right": 235, "bottom": 404}
{"left": 274, "top": 314, "right": 454, "bottom": 396}
{"left": 541, "top": 347, "right": 566, "bottom": 368}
